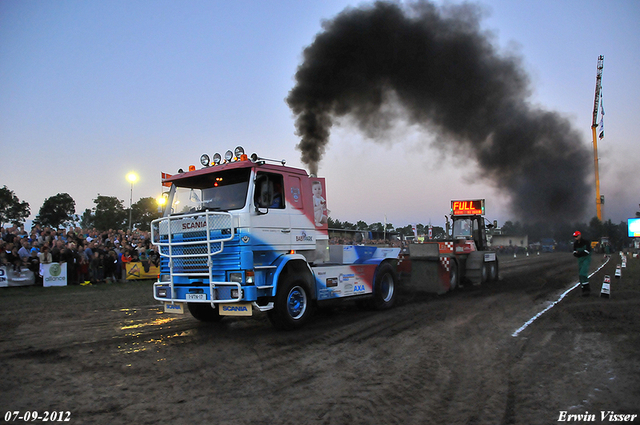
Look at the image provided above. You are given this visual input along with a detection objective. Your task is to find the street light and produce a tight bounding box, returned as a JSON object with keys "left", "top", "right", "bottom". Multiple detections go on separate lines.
{"left": 156, "top": 193, "right": 167, "bottom": 213}
{"left": 127, "top": 172, "right": 138, "bottom": 231}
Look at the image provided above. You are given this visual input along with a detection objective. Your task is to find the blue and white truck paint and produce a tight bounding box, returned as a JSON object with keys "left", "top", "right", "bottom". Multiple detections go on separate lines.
{"left": 152, "top": 148, "right": 399, "bottom": 329}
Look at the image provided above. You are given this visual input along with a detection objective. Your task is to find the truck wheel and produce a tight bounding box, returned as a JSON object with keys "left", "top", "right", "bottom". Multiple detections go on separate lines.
{"left": 449, "top": 260, "right": 459, "bottom": 290}
{"left": 488, "top": 259, "right": 499, "bottom": 281}
{"left": 371, "top": 263, "right": 397, "bottom": 310}
{"left": 268, "top": 279, "right": 313, "bottom": 330}
{"left": 187, "top": 302, "right": 223, "bottom": 322}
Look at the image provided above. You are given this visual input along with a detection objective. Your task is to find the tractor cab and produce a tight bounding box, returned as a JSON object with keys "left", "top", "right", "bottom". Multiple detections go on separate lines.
{"left": 452, "top": 215, "right": 489, "bottom": 251}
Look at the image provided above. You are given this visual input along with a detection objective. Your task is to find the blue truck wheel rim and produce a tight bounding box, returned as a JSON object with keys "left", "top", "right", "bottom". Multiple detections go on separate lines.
{"left": 287, "top": 286, "right": 307, "bottom": 319}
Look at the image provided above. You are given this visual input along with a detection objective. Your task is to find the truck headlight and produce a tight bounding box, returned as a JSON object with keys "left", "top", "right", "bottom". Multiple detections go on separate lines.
{"left": 229, "top": 272, "right": 242, "bottom": 283}
{"left": 160, "top": 275, "right": 171, "bottom": 282}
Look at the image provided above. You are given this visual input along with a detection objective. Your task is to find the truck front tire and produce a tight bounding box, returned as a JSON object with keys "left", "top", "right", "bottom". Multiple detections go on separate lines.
{"left": 268, "top": 279, "right": 313, "bottom": 330}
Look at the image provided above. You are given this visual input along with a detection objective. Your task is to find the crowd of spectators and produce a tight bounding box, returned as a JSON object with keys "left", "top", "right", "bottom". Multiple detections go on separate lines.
{"left": 1, "top": 225, "right": 159, "bottom": 285}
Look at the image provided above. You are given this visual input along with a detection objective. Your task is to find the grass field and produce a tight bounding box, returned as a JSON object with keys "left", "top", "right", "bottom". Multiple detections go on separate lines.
{"left": 0, "top": 279, "right": 157, "bottom": 315}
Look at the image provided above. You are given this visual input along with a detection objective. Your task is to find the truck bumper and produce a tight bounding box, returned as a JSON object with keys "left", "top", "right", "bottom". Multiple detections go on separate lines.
{"left": 153, "top": 282, "right": 274, "bottom": 311}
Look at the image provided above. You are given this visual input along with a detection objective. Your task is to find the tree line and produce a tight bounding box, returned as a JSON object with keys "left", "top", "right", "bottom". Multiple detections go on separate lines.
{"left": 0, "top": 186, "right": 160, "bottom": 231}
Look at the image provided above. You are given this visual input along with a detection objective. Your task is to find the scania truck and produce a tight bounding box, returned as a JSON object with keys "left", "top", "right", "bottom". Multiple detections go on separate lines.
{"left": 152, "top": 147, "right": 399, "bottom": 330}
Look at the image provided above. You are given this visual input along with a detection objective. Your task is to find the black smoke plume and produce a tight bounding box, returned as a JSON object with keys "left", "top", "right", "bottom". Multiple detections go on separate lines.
{"left": 286, "top": 1, "right": 591, "bottom": 221}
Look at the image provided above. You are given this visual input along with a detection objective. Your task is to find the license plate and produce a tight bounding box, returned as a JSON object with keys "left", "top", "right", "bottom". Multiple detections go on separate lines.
{"left": 186, "top": 293, "right": 206, "bottom": 301}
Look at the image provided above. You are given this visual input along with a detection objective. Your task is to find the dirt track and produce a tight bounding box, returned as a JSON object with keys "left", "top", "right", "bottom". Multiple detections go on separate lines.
{"left": 1, "top": 252, "right": 639, "bottom": 425}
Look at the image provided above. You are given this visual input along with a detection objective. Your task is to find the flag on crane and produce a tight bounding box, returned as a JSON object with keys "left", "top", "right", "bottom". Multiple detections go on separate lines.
{"left": 598, "top": 95, "right": 605, "bottom": 140}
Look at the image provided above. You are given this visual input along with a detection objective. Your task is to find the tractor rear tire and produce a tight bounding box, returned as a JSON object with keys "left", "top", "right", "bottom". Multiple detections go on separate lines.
{"left": 488, "top": 259, "right": 499, "bottom": 281}
{"left": 449, "top": 260, "right": 459, "bottom": 290}
{"left": 480, "top": 263, "right": 488, "bottom": 284}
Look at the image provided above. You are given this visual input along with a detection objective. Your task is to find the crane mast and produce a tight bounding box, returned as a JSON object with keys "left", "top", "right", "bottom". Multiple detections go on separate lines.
{"left": 591, "top": 55, "right": 604, "bottom": 221}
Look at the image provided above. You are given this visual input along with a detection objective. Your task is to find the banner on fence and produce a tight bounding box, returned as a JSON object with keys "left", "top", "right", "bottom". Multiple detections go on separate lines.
{"left": 125, "top": 262, "right": 159, "bottom": 280}
{"left": 0, "top": 266, "right": 7, "bottom": 287}
{"left": 0, "top": 266, "right": 36, "bottom": 287}
{"left": 42, "top": 262, "right": 67, "bottom": 287}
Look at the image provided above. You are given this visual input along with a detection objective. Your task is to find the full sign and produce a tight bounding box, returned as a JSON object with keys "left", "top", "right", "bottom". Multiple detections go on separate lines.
{"left": 451, "top": 199, "right": 485, "bottom": 216}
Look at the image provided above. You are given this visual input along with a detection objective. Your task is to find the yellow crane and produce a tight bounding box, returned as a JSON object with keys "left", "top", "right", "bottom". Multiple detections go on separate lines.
{"left": 591, "top": 55, "right": 604, "bottom": 221}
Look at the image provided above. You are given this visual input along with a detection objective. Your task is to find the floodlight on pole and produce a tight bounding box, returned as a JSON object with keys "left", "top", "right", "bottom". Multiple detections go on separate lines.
{"left": 127, "top": 172, "right": 138, "bottom": 231}
{"left": 157, "top": 193, "right": 167, "bottom": 213}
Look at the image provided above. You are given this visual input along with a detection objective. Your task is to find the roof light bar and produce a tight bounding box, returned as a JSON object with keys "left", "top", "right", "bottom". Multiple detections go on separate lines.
{"left": 200, "top": 154, "right": 210, "bottom": 167}
{"left": 196, "top": 146, "right": 252, "bottom": 169}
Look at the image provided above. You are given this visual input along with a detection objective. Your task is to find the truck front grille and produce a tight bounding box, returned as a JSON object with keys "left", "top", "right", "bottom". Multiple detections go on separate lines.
{"left": 152, "top": 212, "right": 238, "bottom": 280}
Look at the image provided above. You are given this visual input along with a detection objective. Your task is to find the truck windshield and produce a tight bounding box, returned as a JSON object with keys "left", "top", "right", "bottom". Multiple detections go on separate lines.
{"left": 168, "top": 168, "right": 251, "bottom": 214}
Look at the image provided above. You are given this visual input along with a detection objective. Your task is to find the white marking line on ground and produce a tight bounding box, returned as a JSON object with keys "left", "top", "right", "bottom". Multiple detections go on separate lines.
{"left": 511, "top": 257, "right": 610, "bottom": 337}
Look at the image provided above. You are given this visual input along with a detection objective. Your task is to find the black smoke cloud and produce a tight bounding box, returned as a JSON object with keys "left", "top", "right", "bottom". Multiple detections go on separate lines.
{"left": 286, "top": 1, "right": 591, "bottom": 222}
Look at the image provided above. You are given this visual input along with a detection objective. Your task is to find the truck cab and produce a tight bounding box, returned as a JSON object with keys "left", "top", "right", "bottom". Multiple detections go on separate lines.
{"left": 152, "top": 147, "right": 399, "bottom": 329}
